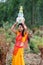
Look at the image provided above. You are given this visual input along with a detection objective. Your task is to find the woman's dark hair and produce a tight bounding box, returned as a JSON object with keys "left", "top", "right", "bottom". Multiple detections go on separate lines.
{"left": 18, "top": 23, "right": 25, "bottom": 36}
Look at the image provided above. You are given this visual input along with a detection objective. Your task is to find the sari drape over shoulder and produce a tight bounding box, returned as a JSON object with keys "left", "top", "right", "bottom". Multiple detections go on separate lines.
{"left": 12, "top": 31, "right": 28, "bottom": 65}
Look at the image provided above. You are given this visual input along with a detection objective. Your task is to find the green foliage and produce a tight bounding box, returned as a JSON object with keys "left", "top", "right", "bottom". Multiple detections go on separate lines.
{"left": 0, "top": 28, "right": 15, "bottom": 44}
{"left": 0, "top": 0, "right": 43, "bottom": 28}
{"left": 0, "top": 3, "right": 6, "bottom": 21}
{"left": 29, "top": 36, "right": 43, "bottom": 54}
{"left": 5, "top": 29, "right": 15, "bottom": 44}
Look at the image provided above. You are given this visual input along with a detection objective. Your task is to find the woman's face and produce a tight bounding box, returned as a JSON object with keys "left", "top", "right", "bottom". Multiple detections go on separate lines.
{"left": 18, "top": 25, "right": 24, "bottom": 32}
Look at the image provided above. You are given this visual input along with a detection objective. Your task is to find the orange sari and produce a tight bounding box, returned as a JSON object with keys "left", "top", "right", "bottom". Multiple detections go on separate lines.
{"left": 12, "top": 31, "right": 28, "bottom": 65}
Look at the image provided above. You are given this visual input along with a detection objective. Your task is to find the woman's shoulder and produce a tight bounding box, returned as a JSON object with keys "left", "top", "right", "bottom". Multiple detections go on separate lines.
{"left": 16, "top": 30, "right": 21, "bottom": 35}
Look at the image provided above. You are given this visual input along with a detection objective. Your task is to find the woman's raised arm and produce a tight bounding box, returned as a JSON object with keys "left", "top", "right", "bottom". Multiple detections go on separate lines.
{"left": 11, "top": 22, "right": 18, "bottom": 34}
{"left": 23, "top": 23, "right": 29, "bottom": 34}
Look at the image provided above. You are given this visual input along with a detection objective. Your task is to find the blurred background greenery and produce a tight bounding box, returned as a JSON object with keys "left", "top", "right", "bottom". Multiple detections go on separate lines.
{"left": 0, "top": 0, "right": 43, "bottom": 28}
{"left": 0, "top": 0, "right": 43, "bottom": 54}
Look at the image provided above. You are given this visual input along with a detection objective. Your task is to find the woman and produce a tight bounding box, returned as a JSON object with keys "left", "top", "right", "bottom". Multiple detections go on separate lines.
{"left": 11, "top": 22, "right": 28, "bottom": 65}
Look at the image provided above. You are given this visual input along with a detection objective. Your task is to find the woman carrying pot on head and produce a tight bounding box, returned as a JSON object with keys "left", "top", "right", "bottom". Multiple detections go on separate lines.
{"left": 11, "top": 21, "right": 29, "bottom": 65}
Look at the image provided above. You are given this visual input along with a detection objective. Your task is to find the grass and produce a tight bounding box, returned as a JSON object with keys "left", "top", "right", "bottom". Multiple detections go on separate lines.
{"left": 29, "top": 35, "right": 43, "bottom": 54}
